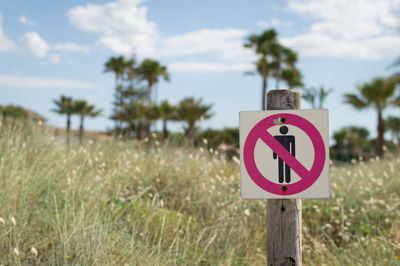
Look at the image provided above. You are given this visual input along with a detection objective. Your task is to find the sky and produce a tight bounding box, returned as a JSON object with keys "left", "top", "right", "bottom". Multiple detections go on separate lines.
{"left": 0, "top": 0, "right": 399, "bottom": 138}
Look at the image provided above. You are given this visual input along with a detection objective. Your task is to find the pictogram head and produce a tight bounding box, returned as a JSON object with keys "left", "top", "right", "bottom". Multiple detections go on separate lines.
{"left": 279, "top": 126, "right": 288, "bottom": 135}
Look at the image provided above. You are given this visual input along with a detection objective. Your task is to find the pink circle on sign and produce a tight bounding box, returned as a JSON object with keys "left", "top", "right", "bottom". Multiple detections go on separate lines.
{"left": 243, "top": 113, "right": 325, "bottom": 195}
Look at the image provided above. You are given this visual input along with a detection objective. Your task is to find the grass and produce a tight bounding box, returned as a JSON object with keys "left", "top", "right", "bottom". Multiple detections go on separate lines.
{"left": 0, "top": 120, "right": 399, "bottom": 265}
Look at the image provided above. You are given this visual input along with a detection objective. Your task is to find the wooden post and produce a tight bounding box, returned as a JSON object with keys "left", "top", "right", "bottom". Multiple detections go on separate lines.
{"left": 266, "top": 89, "right": 302, "bottom": 266}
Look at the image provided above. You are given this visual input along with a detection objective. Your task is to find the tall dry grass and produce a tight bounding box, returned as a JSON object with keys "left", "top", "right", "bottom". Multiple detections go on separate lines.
{"left": 0, "top": 120, "right": 399, "bottom": 265}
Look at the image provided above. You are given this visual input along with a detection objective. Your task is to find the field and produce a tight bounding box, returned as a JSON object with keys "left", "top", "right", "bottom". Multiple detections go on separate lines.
{"left": 0, "top": 121, "right": 399, "bottom": 265}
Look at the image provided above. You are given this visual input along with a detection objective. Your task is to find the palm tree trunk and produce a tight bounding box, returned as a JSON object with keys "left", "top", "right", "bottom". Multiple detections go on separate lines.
{"left": 137, "top": 123, "right": 144, "bottom": 140}
{"left": 147, "top": 80, "right": 153, "bottom": 104}
{"left": 79, "top": 115, "right": 84, "bottom": 145}
{"left": 186, "top": 122, "right": 195, "bottom": 144}
{"left": 376, "top": 111, "right": 384, "bottom": 156}
{"left": 163, "top": 119, "right": 168, "bottom": 140}
{"left": 129, "top": 120, "right": 135, "bottom": 137}
{"left": 115, "top": 74, "right": 119, "bottom": 131}
{"left": 66, "top": 114, "right": 71, "bottom": 146}
{"left": 262, "top": 73, "right": 267, "bottom": 110}
{"left": 275, "top": 63, "right": 281, "bottom": 90}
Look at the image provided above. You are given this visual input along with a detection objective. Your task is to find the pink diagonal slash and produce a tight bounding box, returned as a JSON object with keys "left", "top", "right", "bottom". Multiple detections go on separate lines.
{"left": 259, "top": 131, "right": 311, "bottom": 180}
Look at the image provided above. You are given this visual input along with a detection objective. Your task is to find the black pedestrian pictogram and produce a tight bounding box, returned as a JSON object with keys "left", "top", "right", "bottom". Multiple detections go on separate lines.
{"left": 273, "top": 126, "right": 295, "bottom": 183}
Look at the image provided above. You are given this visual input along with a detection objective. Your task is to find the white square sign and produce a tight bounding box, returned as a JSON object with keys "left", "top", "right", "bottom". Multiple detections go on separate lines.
{"left": 239, "top": 109, "right": 329, "bottom": 199}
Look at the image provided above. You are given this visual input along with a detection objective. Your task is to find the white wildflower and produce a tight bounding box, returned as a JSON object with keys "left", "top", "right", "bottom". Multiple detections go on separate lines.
{"left": 31, "top": 247, "right": 38, "bottom": 257}
{"left": 10, "top": 216, "right": 16, "bottom": 226}
{"left": 324, "top": 223, "right": 332, "bottom": 229}
{"left": 232, "top": 156, "right": 240, "bottom": 165}
{"left": 0, "top": 217, "right": 4, "bottom": 224}
{"left": 202, "top": 138, "right": 208, "bottom": 145}
{"left": 244, "top": 209, "right": 250, "bottom": 216}
{"left": 13, "top": 248, "right": 19, "bottom": 256}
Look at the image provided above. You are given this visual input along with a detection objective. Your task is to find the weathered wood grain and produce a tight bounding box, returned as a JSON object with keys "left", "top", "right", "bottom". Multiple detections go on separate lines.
{"left": 266, "top": 89, "right": 302, "bottom": 266}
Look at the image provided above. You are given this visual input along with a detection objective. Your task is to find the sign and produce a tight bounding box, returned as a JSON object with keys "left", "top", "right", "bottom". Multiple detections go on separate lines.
{"left": 239, "top": 110, "right": 329, "bottom": 199}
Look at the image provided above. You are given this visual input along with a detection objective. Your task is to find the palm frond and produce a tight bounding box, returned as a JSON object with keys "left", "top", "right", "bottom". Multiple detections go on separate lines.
{"left": 343, "top": 94, "right": 369, "bottom": 109}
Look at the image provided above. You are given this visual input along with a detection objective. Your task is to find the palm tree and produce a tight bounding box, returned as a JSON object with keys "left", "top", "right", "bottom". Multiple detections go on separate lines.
{"left": 125, "top": 57, "right": 138, "bottom": 85}
{"left": 317, "top": 86, "right": 333, "bottom": 108}
{"left": 52, "top": 95, "right": 74, "bottom": 145}
{"left": 137, "top": 59, "right": 170, "bottom": 104}
{"left": 159, "top": 100, "right": 176, "bottom": 139}
{"left": 122, "top": 101, "right": 147, "bottom": 139}
{"left": 73, "top": 100, "right": 102, "bottom": 143}
{"left": 244, "top": 29, "right": 278, "bottom": 109}
{"left": 143, "top": 104, "right": 160, "bottom": 137}
{"left": 344, "top": 77, "right": 399, "bottom": 156}
{"left": 281, "top": 68, "right": 303, "bottom": 90}
{"left": 105, "top": 56, "right": 128, "bottom": 130}
{"left": 104, "top": 56, "right": 127, "bottom": 88}
{"left": 302, "top": 87, "right": 317, "bottom": 108}
{"left": 177, "top": 98, "right": 213, "bottom": 142}
{"left": 270, "top": 42, "right": 284, "bottom": 89}
{"left": 302, "top": 86, "right": 333, "bottom": 109}
{"left": 386, "top": 116, "right": 400, "bottom": 143}
{"left": 269, "top": 45, "right": 298, "bottom": 87}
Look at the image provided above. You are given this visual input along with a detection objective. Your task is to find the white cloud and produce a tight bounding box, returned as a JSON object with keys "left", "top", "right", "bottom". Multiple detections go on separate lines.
{"left": 169, "top": 61, "right": 251, "bottom": 72}
{"left": 257, "top": 18, "right": 292, "bottom": 28}
{"left": 0, "top": 14, "right": 16, "bottom": 51}
{"left": 54, "top": 42, "right": 90, "bottom": 53}
{"left": 19, "top": 32, "right": 49, "bottom": 58}
{"left": 283, "top": 0, "right": 400, "bottom": 60}
{"left": 158, "top": 29, "right": 252, "bottom": 61}
{"left": 67, "top": 0, "right": 255, "bottom": 71}
{"left": 67, "top": 0, "right": 253, "bottom": 63}
{"left": 48, "top": 54, "right": 61, "bottom": 64}
{"left": 0, "top": 74, "right": 95, "bottom": 89}
{"left": 67, "top": 0, "right": 157, "bottom": 57}
{"left": 18, "top": 14, "right": 35, "bottom": 26}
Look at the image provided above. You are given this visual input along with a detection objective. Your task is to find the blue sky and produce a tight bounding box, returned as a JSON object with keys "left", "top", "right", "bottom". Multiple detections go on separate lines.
{"left": 0, "top": 0, "right": 399, "bottom": 138}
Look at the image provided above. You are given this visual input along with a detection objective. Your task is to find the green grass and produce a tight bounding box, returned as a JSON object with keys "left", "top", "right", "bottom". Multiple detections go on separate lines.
{"left": 0, "top": 120, "right": 399, "bottom": 265}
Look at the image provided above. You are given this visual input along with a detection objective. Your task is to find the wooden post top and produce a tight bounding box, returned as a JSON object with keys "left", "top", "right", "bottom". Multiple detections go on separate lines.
{"left": 267, "top": 89, "right": 302, "bottom": 110}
